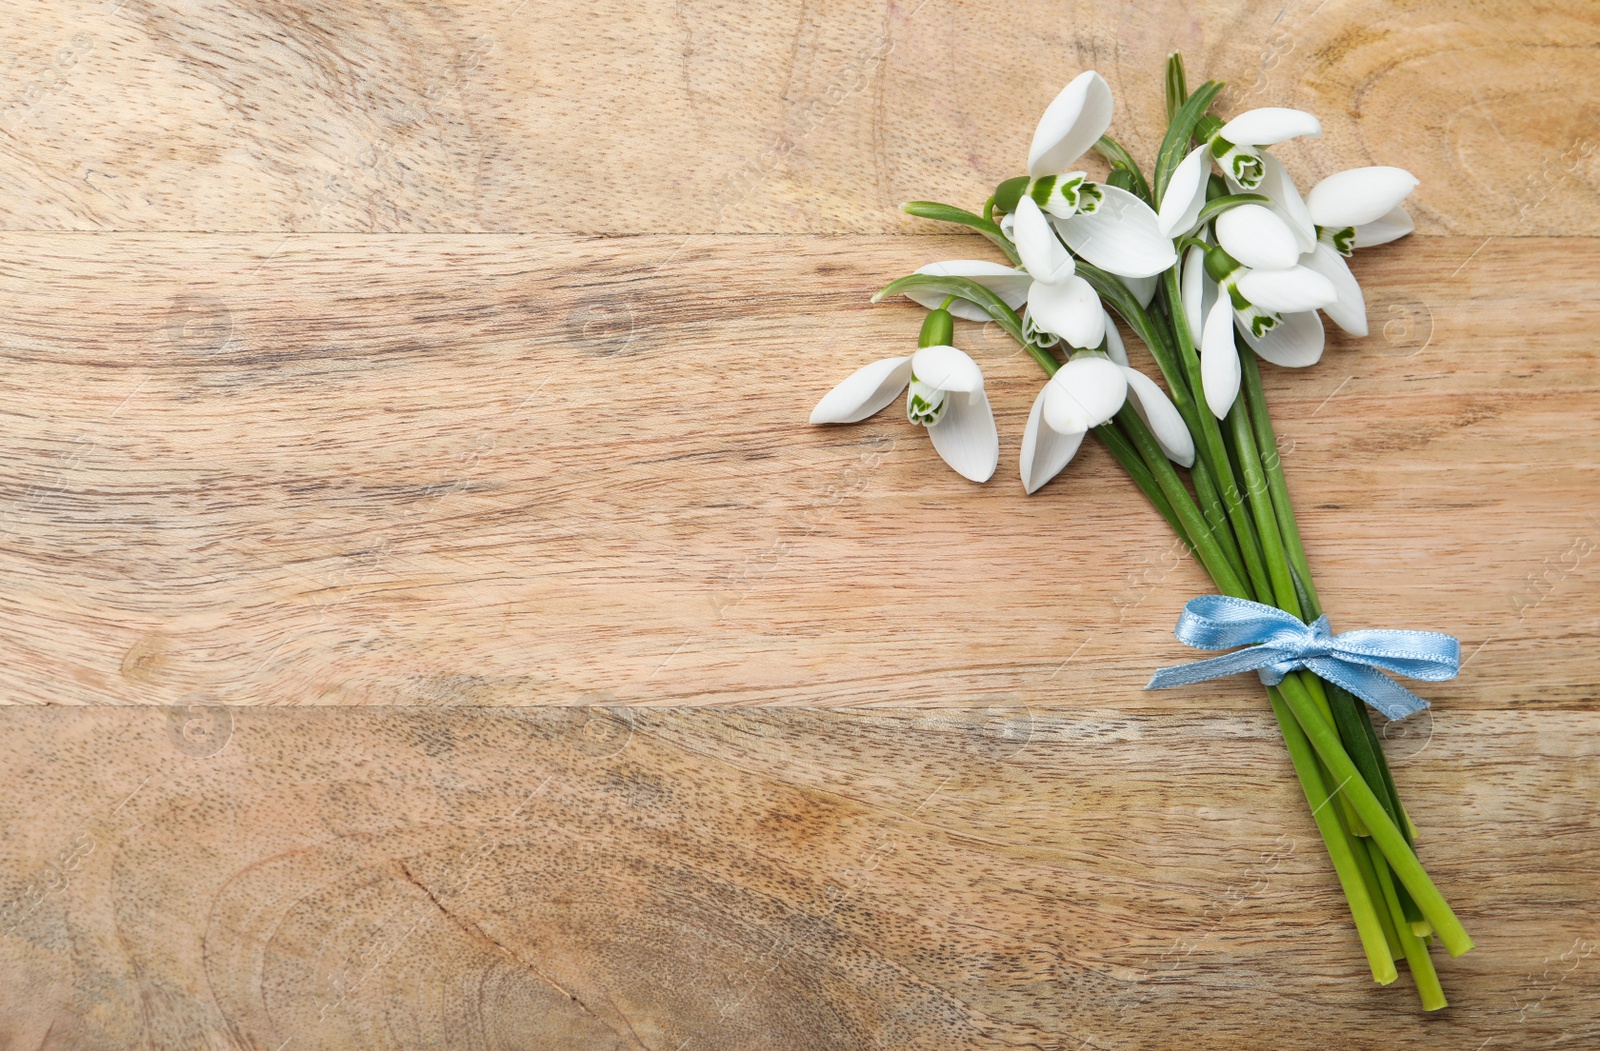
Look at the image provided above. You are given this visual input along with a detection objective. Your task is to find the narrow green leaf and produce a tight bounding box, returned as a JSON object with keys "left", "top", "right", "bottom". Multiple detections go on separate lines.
{"left": 1165, "top": 53, "right": 1189, "bottom": 124}
{"left": 872, "top": 273, "right": 1028, "bottom": 346}
{"left": 1092, "top": 135, "right": 1153, "bottom": 206}
{"left": 899, "top": 201, "right": 1021, "bottom": 265}
{"left": 1154, "top": 80, "right": 1225, "bottom": 204}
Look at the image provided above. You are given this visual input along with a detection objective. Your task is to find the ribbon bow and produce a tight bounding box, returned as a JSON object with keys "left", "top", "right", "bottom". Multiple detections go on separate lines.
{"left": 1144, "top": 595, "right": 1460, "bottom": 720}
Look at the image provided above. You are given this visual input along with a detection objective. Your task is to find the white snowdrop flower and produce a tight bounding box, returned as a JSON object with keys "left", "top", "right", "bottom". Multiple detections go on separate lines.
{"left": 1208, "top": 107, "right": 1322, "bottom": 190}
{"left": 1018, "top": 312, "right": 1193, "bottom": 494}
{"left": 1005, "top": 71, "right": 1176, "bottom": 279}
{"left": 1012, "top": 197, "right": 1107, "bottom": 351}
{"left": 1159, "top": 107, "right": 1323, "bottom": 236}
{"left": 810, "top": 344, "right": 999, "bottom": 483}
{"left": 1301, "top": 166, "right": 1420, "bottom": 336}
{"left": 1183, "top": 240, "right": 1335, "bottom": 416}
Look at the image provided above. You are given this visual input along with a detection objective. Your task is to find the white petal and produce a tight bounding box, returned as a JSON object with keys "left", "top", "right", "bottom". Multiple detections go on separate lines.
{"left": 1216, "top": 204, "right": 1300, "bottom": 271}
{"left": 1123, "top": 367, "right": 1195, "bottom": 467}
{"left": 1019, "top": 386, "right": 1085, "bottom": 494}
{"left": 1027, "top": 275, "right": 1105, "bottom": 349}
{"left": 1042, "top": 356, "right": 1127, "bottom": 432}
{"left": 1014, "top": 197, "right": 1075, "bottom": 283}
{"left": 909, "top": 261, "right": 1033, "bottom": 322}
{"left": 1124, "top": 273, "right": 1158, "bottom": 308}
{"left": 1241, "top": 310, "right": 1324, "bottom": 367}
{"left": 1028, "top": 71, "right": 1115, "bottom": 178}
{"left": 1053, "top": 186, "right": 1178, "bottom": 279}
{"left": 910, "top": 345, "right": 984, "bottom": 393}
{"left": 1355, "top": 205, "right": 1414, "bottom": 248}
{"left": 1103, "top": 312, "right": 1129, "bottom": 367}
{"left": 928, "top": 388, "right": 999, "bottom": 482}
{"left": 1307, "top": 167, "right": 1419, "bottom": 229}
{"left": 1219, "top": 107, "right": 1322, "bottom": 147}
{"left": 1158, "top": 145, "right": 1211, "bottom": 238}
{"left": 810, "top": 356, "right": 914, "bottom": 424}
{"left": 1258, "top": 154, "right": 1317, "bottom": 255}
{"left": 1237, "top": 264, "right": 1337, "bottom": 313}
{"left": 1200, "top": 297, "right": 1242, "bottom": 419}
{"left": 1181, "top": 244, "right": 1211, "bottom": 341}
{"left": 1300, "top": 243, "right": 1367, "bottom": 336}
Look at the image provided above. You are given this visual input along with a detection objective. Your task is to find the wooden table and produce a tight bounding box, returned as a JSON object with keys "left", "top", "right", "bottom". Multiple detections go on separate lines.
{"left": 1, "top": 2, "right": 1596, "bottom": 1048}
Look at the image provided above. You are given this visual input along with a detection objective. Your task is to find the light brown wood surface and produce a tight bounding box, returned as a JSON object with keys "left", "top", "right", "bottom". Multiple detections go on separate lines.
{"left": 0, "top": 1, "right": 1597, "bottom": 1048}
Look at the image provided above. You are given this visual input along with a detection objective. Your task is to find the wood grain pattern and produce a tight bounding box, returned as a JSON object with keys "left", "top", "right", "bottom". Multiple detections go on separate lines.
{"left": 0, "top": 1, "right": 1595, "bottom": 235}
{"left": 0, "top": 0, "right": 1597, "bottom": 1046}
{"left": 0, "top": 233, "right": 1595, "bottom": 709}
{"left": 0, "top": 706, "right": 1596, "bottom": 1050}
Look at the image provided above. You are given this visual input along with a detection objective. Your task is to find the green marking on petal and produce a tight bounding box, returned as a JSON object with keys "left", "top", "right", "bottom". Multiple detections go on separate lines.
{"left": 1248, "top": 308, "right": 1279, "bottom": 338}
{"left": 906, "top": 380, "right": 949, "bottom": 427}
{"left": 1316, "top": 224, "right": 1357, "bottom": 257}
{"left": 1232, "top": 153, "right": 1264, "bottom": 188}
{"left": 1029, "top": 173, "right": 1085, "bottom": 217}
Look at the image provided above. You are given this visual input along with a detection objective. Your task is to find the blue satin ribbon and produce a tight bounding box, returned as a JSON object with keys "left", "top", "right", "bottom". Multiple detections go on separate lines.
{"left": 1144, "top": 595, "right": 1460, "bottom": 720}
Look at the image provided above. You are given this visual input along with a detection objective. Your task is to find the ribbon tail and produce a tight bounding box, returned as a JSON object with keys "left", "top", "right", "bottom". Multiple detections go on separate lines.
{"left": 1305, "top": 656, "right": 1430, "bottom": 721}
{"left": 1146, "top": 646, "right": 1289, "bottom": 691}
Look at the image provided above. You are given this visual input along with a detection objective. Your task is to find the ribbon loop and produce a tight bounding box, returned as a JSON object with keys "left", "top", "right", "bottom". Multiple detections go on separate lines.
{"left": 1145, "top": 596, "right": 1459, "bottom": 720}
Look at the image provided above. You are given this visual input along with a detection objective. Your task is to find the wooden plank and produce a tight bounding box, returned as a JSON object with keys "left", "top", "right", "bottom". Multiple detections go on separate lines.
{"left": 0, "top": 1, "right": 1595, "bottom": 235}
{"left": 0, "top": 232, "right": 1594, "bottom": 709}
{"left": 0, "top": 705, "right": 1594, "bottom": 1049}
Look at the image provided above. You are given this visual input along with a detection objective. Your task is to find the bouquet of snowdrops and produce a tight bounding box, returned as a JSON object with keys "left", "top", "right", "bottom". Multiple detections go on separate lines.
{"left": 810, "top": 53, "right": 1471, "bottom": 1009}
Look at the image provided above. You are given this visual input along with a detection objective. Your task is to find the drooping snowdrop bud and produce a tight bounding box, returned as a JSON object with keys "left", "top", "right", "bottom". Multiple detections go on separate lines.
{"left": 1215, "top": 203, "right": 1301, "bottom": 271}
{"left": 1202, "top": 244, "right": 1332, "bottom": 369}
{"left": 1018, "top": 311, "right": 1193, "bottom": 493}
{"left": 1199, "top": 108, "right": 1322, "bottom": 191}
{"left": 811, "top": 305, "right": 999, "bottom": 483}
{"left": 991, "top": 70, "right": 1176, "bottom": 279}
{"left": 1307, "top": 166, "right": 1420, "bottom": 254}
{"left": 1012, "top": 197, "right": 1107, "bottom": 350}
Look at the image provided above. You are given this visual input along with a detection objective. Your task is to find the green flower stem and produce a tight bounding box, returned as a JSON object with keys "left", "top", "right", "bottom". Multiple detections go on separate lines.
{"left": 1076, "top": 264, "right": 1250, "bottom": 581}
{"left": 899, "top": 201, "right": 1022, "bottom": 266}
{"left": 1093, "top": 134, "right": 1153, "bottom": 205}
{"left": 1271, "top": 671, "right": 1473, "bottom": 956}
{"left": 1030, "top": 350, "right": 1402, "bottom": 989}
{"left": 1111, "top": 387, "right": 1398, "bottom": 984}
{"left": 1097, "top": 423, "right": 1191, "bottom": 544}
{"left": 1188, "top": 458, "right": 1251, "bottom": 589}
{"left": 1158, "top": 267, "right": 1275, "bottom": 602}
{"left": 1269, "top": 685, "right": 1398, "bottom": 985}
{"left": 1348, "top": 824, "right": 1407, "bottom": 961}
{"left": 1115, "top": 407, "right": 1249, "bottom": 598}
{"left": 1237, "top": 350, "right": 1319, "bottom": 611}
{"left": 1225, "top": 394, "right": 1378, "bottom": 833}
{"left": 1225, "top": 397, "right": 1300, "bottom": 615}
{"left": 1366, "top": 838, "right": 1448, "bottom": 1010}
{"left": 1239, "top": 352, "right": 1433, "bottom": 841}
{"left": 1021, "top": 337, "right": 1189, "bottom": 544}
